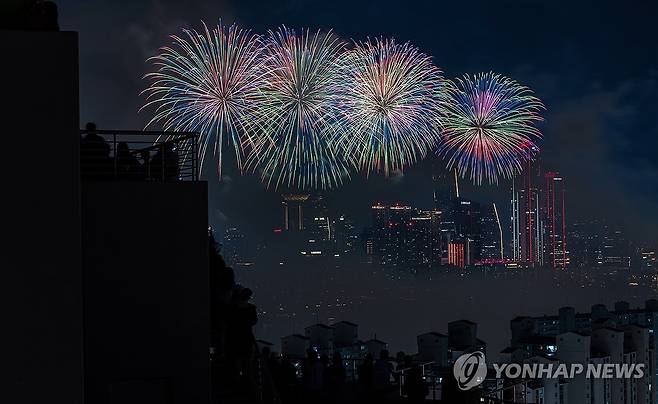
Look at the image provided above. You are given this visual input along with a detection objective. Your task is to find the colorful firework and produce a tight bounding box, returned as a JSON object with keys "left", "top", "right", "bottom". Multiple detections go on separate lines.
{"left": 246, "top": 27, "right": 350, "bottom": 190}
{"left": 142, "top": 21, "right": 266, "bottom": 175}
{"left": 334, "top": 38, "right": 447, "bottom": 177}
{"left": 438, "top": 72, "right": 545, "bottom": 184}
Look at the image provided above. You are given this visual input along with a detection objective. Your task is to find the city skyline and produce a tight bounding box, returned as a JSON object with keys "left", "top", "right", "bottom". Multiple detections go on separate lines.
{"left": 222, "top": 162, "right": 656, "bottom": 271}
{"left": 56, "top": 0, "right": 658, "bottom": 247}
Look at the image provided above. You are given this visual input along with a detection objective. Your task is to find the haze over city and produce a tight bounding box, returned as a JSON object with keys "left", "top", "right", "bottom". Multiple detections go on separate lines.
{"left": 4, "top": 1, "right": 658, "bottom": 404}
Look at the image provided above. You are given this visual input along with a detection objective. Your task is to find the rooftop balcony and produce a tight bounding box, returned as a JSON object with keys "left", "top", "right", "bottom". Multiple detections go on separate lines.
{"left": 79, "top": 129, "right": 199, "bottom": 182}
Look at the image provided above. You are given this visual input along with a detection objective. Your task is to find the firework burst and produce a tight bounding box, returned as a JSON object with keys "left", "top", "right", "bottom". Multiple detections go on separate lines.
{"left": 247, "top": 27, "right": 350, "bottom": 190}
{"left": 142, "top": 21, "right": 266, "bottom": 175}
{"left": 438, "top": 72, "right": 545, "bottom": 184}
{"left": 334, "top": 38, "right": 446, "bottom": 177}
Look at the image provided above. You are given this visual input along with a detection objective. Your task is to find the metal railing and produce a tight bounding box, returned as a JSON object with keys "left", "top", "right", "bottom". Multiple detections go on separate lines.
{"left": 79, "top": 129, "right": 199, "bottom": 182}
{"left": 395, "top": 361, "right": 441, "bottom": 401}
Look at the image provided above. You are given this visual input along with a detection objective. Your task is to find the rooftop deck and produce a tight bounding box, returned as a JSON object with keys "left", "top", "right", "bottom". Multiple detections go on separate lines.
{"left": 79, "top": 129, "right": 200, "bottom": 182}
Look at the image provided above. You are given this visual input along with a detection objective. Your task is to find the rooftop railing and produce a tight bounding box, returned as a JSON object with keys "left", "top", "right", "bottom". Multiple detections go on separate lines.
{"left": 79, "top": 129, "right": 199, "bottom": 182}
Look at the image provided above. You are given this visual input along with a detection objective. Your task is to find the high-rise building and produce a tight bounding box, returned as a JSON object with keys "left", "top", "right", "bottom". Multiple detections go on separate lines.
{"left": 569, "top": 219, "right": 605, "bottom": 268}
{"left": 505, "top": 301, "right": 658, "bottom": 404}
{"left": 453, "top": 198, "right": 482, "bottom": 263}
{"left": 305, "top": 195, "right": 332, "bottom": 243}
{"left": 385, "top": 204, "right": 413, "bottom": 267}
{"left": 282, "top": 194, "right": 336, "bottom": 257}
{"left": 568, "top": 219, "right": 631, "bottom": 269}
{"left": 596, "top": 224, "right": 632, "bottom": 268}
{"left": 640, "top": 249, "right": 656, "bottom": 269}
{"left": 432, "top": 163, "right": 462, "bottom": 266}
{"left": 429, "top": 210, "right": 443, "bottom": 265}
{"left": 568, "top": 221, "right": 588, "bottom": 268}
{"left": 408, "top": 211, "right": 434, "bottom": 267}
{"left": 362, "top": 227, "right": 374, "bottom": 259}
{"left": 333, "top": 214, "right": 359, "bottom": 255}
{"left": 439, "top": 213, "right": 457, "bottom": 265}
{"left": 282, "top": 194, "right": 310, "bottom": 231}
{"left": 543, "top": 172, "right": 568, "bottom": 268}
{"left": 511, "top": 155, "right": 543, "bottom": 266}
{"left": 371, "top": 204, "right": 441, "bottom": 269}
{"left": 432, "top": 163, "right": 458, "bottom": 213}
{"left": 371, "top": 203, "right": 389, "bottom": 266}
{"left": 448, "top": 242, "right": 465, "bottom": 268}
{"left": 480, "top": 203, "right": 504, "bottom": 261}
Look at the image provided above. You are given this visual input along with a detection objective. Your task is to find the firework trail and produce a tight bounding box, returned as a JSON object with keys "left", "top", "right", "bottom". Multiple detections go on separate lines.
{"left": 438, "top": 72, "right": 545, "bottom": 184}
{"left": 246, "top": 27, "right": 350, "bottom": 190}
{"left": 142, "top": 21, "right": 266, "bottom": 176}
{"left": 334, "top": 38, "right": 447, "bottom": 177}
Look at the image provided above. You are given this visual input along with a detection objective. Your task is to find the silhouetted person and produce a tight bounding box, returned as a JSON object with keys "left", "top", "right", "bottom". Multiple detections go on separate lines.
{"left": 358, "top": 353, "right": 374, "bottom": 397}
{"left": 149, "top": 145, "right": 164, "bottom": 181}
{"left": 207, "top": 233, "right": 243, "bottom": 401}
{"left": 326, "top": 352, "right": 346, "bottom": 403}
{"left": 278, "top": 355, "right": 297, "bottom": 403}
{"left": 80, "top": 122, "right": 111, "bottom": 179}
{"left": 396, "top": 351, "right": 406, "bottom": 365}
{"left": 394, "top": 351, "right": 406, "bottom": 384}
{"left": 403, "top": 360, "right": 427, "bottom": 404}
{"left": 441, "top": 371, "right": 481, "bottom": 404}
{"left": 226, "top": 288, "right": 258, "bottom": 392}
{"left": 164, "top": 142, "right": 179, "bottom": 179}
{"left": 374, "top": 349, "right": 394, "bottom": 397}
{"left": 150, "top": 142, "right": 179, "bottom": 181}
{"left": 36, "top": 1, "right": 58, "bottom": 30}
{"left": 320, "top": 353, "right": 330, "bottom": 387}
{"left": 139, "top": 149, "right": 151, "bottom": 179}
{"left": 116, "top": 142, "right": 141, "bottom": 179}
{"left": 7, "top": 0, "right": 60, "bottom": 30}
{"left": 260, "top": 347, "right": 279, "bottom": 403}
{"left": 301, "top": 348, "right": 324, "bottom": 401}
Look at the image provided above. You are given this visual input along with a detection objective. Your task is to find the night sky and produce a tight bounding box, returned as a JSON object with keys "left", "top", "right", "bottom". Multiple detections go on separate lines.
{"left": 59, "top": 0, "right": 658, "bottom": 245}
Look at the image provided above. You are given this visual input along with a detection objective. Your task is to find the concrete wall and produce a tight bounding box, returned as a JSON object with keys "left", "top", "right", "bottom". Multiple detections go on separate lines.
{"left": 305, "top": 325, "right": 334, "bottom": 353}
{"left": 417, "top": 333, "right": 449, "bottom": 367}
{"left": 81, "top": 181, "right": 209, "bottom": 404}
{"left": 334, "top": 322, "right": 358, "bottom": 347}
{"left": 282, "top": 335, "right": 309, "bottom": 359}
{"left": 557, "top": 332, "right": 591, "bottom": 404}
{"left": 2, "top": 31, "right": 83, "bottom": 404}
{"left": 592, "top": 328, "right": 624, "bottom": 404}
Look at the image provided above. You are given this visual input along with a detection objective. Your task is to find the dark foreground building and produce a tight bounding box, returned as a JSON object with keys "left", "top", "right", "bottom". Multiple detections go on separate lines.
{"left": 3, "top": 28, "right": 210, "bottom": 404}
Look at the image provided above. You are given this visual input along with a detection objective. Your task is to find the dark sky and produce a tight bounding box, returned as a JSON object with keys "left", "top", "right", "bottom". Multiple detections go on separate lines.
{"left": 59, "top": 0, "right": 658, "bottom": 245}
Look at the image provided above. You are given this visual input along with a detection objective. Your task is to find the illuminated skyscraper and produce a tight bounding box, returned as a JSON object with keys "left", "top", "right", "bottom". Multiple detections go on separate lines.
{"left": 386, "top": 204, "right": 413, "bottom": 267}
{"left": 408, "top": 211, "right": 434, "bottom": 267}
{"left": 448, "top": 242, "right": 465, "bottom": 268}
{"left": 371, "top": 203, "right": 389, "bottom": 266}
{"left": 371, "top": 204, "right": 441, "bottom": 269}
{"left": 640, "top": 249, "right": 656, "bottom": 269}
{"left": 480, "top": 203, "right": 504, "bottom": 261}
{"left": 511, "top": 152, "right": 543, "bottom": 266}
{"left": 432, "top": 162, "right": 459, "bottom": 213}
{"left": 433, "top": 164, "right": 461, "bottom": 264}
{"left": 453, "top": 198, "right": 482, "bottom": 263}
{"left": 282, "top": 194, "right": 310, "bottom": 231}
{"left": 333, "top": 214, "right": 359, "bottom": 255}
{"left": 543, "top": 172, "right": 568, "bottom": 268}
{"left": 596, "top": 223, "right": 632, "bottom": 268}
{"left": 305, "top": 195, "right": 331, "bottom": 243}
{"left": 429, "top": 210, "right": 443, "bottom": 265}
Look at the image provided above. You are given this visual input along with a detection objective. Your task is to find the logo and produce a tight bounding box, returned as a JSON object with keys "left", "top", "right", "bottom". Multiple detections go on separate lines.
{"left": 453, "top": 351, "right": 487, "bottom": 391}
